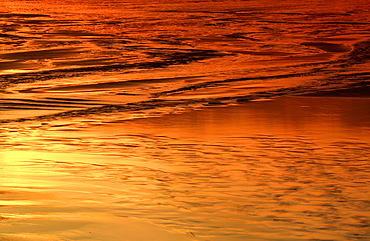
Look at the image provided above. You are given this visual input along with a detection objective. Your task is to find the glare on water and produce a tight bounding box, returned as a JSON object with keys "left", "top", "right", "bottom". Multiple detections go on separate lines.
{"left": 0, "top": 0, "right": 370, "bottom": 240}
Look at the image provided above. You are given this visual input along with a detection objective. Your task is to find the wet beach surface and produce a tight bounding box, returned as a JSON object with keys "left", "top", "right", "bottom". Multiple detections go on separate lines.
{"left": 1, "top": 0, "right": 370, "bottom": 240}
{"left": 1, "top": 97, "right": 370, "bottom": 240}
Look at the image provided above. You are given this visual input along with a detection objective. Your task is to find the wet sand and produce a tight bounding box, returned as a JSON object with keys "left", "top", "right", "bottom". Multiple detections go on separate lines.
{"left": 1, "top": 96, "right": 369, "bottom": 241}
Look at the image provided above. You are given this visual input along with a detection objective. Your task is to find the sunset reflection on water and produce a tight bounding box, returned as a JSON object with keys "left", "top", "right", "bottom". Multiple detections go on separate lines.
{"left": 1, "top": 97, "right": 370, "bottom": 240}
{"left": 1, "top": 0, "right": 370, "bottom": 240}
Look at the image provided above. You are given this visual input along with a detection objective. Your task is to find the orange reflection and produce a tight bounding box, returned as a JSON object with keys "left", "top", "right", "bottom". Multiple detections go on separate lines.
{"left": 1, "top": 97, "right": 370, "bottom": 240}
{"left": 1, "top": 0, "right": 370, "bottom": 239}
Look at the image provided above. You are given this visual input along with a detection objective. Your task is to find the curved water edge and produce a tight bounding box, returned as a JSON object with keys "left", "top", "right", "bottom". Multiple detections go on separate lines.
{"left": 1, "top": 0, "right": 370, "bottom": 123}
{"left": 1, "top": 37, "right": 370, "bottom": 124}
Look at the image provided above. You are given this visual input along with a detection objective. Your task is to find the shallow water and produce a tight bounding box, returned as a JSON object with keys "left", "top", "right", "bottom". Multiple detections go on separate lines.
{"left": 1, "top": 97, "right": 370, "bottom": 240}
{"left": 1, "top": 0, "right": 370, "bottom": 240}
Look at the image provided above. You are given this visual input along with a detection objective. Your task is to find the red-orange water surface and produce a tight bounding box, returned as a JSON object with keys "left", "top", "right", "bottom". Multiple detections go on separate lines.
{"left": 1, "top": 97, "right": 370, "bottom": 240}
{"left": 1, "top": 0, "right": 370, "bottom": 240}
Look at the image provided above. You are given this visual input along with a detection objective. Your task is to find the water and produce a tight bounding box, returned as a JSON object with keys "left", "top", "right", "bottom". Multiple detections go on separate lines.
{"left": 0, "top": 0, "right": 370, "bottom": 240}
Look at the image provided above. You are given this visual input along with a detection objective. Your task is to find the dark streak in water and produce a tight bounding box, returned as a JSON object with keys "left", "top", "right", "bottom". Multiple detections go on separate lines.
{"left": 300, "top": 42, "right": 350, "bottom": 53}
{"left": 0, "top": 49, "right": 225, "bottom": 91}
{"left": 0, "top": 13, "right": 50, "bottom": 18}
{"left": 300, "top": 81, "right": 370, "bottom": 97}
{"left": 336, "top": 39, "right": 370, "bottom": 67}
{"left": 0, "top": 98, "right": 101, "bottom": 106}
{"left": 151, "top": 39, "right": 370, "bottom": 97}
{"left": 0, "top": 48, "right": 86, "bottom": 61}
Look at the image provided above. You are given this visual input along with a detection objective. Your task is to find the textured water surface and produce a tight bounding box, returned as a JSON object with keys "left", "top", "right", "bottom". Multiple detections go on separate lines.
{"left": 0, "top": 0, "right": 370, "bottom": 240}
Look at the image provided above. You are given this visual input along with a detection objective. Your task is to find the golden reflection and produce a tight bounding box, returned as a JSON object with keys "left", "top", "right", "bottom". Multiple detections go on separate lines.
{"left": 1, "top": 0, "right": 370, "bottom": 239}
{"left": 1, "top": 97, "right": 370, "bottom": 240}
